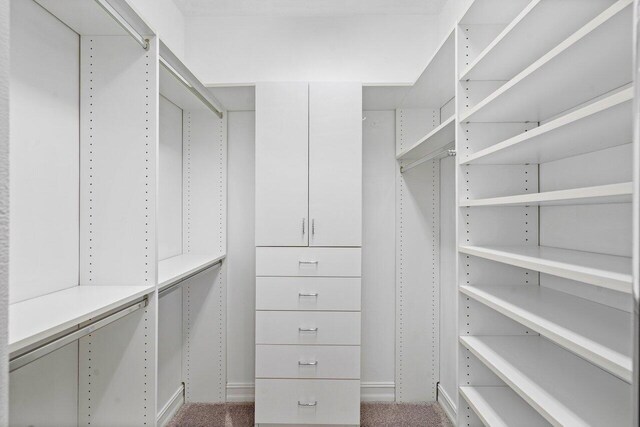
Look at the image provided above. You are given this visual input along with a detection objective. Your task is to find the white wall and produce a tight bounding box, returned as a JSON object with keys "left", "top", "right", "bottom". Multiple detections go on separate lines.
{"left": 185, "top": 14, "right": 438, "bottom": 85}
{"left": 128, "top": 0, "right": 186, "bottom": 60}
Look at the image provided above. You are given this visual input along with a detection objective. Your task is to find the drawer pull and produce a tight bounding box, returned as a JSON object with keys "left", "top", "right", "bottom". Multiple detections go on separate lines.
{"left": 298, "top": 401, "right": 318, "bottom": 407}
{"left": 298, "top": 292, "right": 318, "bottom": 297}
{"left": 298, "top": 327, "right": 318, "bottom": 332}
{"left": 299, "top": 260, "right": 319, "bottom": 265}
{"left": 298, "top": 360, "right": 318, "bottom": 366}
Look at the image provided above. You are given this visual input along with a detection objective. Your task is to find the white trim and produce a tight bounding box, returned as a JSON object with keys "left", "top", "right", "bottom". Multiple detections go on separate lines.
{"left": 157, "top": 385, "right": 185, "bottom": 427}
{"left": 226, "top": 382, "right": 396, "bottom": 402}
{"left": 437, "top": 384, "right": 457, "bottom": 426}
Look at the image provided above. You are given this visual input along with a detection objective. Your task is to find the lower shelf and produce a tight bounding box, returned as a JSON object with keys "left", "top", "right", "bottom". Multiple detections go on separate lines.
{"left": 460, "top": 335, "right": 632, "bottom": 426}
{"left": 459, "top": 386, "right": 550, "bottom": 427}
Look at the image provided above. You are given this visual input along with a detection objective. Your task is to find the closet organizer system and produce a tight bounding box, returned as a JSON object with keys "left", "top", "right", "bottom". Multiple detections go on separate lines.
{"left": 392, "top": 0, "right": 638, "bottom": 425}
{"left": 8, "top": 1, "right": 227, "bottom": 426}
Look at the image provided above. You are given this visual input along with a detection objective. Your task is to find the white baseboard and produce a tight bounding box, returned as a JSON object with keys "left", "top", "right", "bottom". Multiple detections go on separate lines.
{"left": 437, "top": 384, "right": 457, "bottom": 426}
{"left": 226, "top": 381, "right": 396, "bottom": 402}
{"left": 157, "top": 385, "right": 185, "bottom": 427}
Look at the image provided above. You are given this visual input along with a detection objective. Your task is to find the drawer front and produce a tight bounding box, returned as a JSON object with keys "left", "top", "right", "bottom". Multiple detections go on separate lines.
{"left": 256, "top": 277, "right": 361, "bottom": 311}
{"left": 256, "top": 311, "right": 361, "bottom": 345}
{"left": 256, "top": 345, "right": 360, "bottom": 379}
{"left": 255, "top": 379, "right": 360, "bottom": 425}
{"left": 256, "top": 247, "right": 361, "bottom": 277}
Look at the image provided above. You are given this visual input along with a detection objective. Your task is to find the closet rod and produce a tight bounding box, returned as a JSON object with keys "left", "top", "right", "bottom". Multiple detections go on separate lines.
{"left": 158, "top": 259, "right": 224, "bottom": 298}
{"left": 9, "top": 297, "right": 148, "bottom": 372}
{"left": 94, "top": 0, "right": 150, "bottom": 50}
{"left": 400, "top": 143, "right": 456, "bottom": 173}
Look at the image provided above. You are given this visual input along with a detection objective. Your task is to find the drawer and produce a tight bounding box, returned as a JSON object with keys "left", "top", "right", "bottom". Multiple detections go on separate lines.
{"left": 256, "top": 277, "right": 361, "bottom": 311}
{"left": 256, "top": 345, "right": 360, "bottom": 379}
{"left": 256, "top": 247, "right": 361, "bottom": 277}
{"left": 256, "top": 311, "right": 360, "bottom": 345}
{"left": 255, "top": 379, "right": 360, "bottom": 425}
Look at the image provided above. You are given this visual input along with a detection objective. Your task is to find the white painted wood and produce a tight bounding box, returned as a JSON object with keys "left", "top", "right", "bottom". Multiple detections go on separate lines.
{"left": 255, "top": 82, "right": 309, "bottom": 246}
{"left": 256, "top": 277, "right": 361, "bottom": 311}
{"left": 255, "top": 379, "right": 360, "bottom": 425}
{"left": 459, "top": 245, "right": 632, "bottom": 293}
{"left": 460, "top": 336, "right": 632, "bottom": 426}
{"left": 255, "top": 345, "right": 360, "bottom": 379}
{"left": 255, "top": 311, "right": 361, "bottom": 345}
{"left": 159, "top": 96, "right": 184, "bottom": 260}
{"left": 9, "top": 0, "right": 79, "bottom": 304}
{"left": 461, "top": 88, "right": 633, "bottom": 165}
{"left": 158, "top": 253, "right": 225, "bottom": 291}
{"left": 461, "top": 0, "right": 633, "bottom": 122}
{"left": 309, "top": 82, "right": 362, "bottom": 247}
{"left": 256, "top": 247, "right": 362, "bottom": 277}
{"left": 461, "top": 285, "right": 632, "bottom": 382}
{"left": 0, "top": 0, "right": 8, "bottom": 421}
{"left": 459, "top": 386, "right": 550, "bottom": 427}
{"left": 459, "top": 0, "right": 530, "bottom": 25}
{"left": 9, "top": 285, "right": 154, "bottom": 354}
{"left": 461, "top": 182, "right": 632, "bottom": 207}
{"left": 396, "top": 115, "right": 455, "bottom": 161}
{"left": 437, "top": 384, "right": 457, "bottom": 425}
{"left": 157, "top": 385, "right": 184, "bottom": 427}
{"left": 158, "top": 288, "right": 183, "bottom": 416}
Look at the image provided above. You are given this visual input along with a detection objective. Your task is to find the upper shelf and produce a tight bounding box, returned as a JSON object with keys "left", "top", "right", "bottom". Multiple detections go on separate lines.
{"left": 460, "top": 0, "right": 632, "bottom": 123}
{"left": 9, "top": 285, "right": 154, "bottom": 355}
{"left": 459, "top": 0, "right": 530, "bottom": 25}
{"left": 459, "top": 386, "right": 550, "bottom": 427}
{"left": 396, "top": 116, "right": 455, "bottom": 161}
{"left": 461, "top": 284, "right": 632, "bottom": 382}
{"left": 460, "top": 335, "right": 632, "bottom": 426}
{"left": 458, "top": 245, "right": 632, "bottom": 293}
{"left": 460, "top": 0, "right": 616, "bottom": 81}
{"left": 158, "top": 253, "right": 226, "bottom": 292}
{"left": 460, "top": 88, "right": 633, "bottom": 165}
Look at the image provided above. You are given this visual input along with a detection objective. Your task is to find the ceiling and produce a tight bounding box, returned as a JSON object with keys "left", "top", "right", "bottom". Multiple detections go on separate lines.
{"left": 173, "top": 0, "right": 448, "bottom": 17}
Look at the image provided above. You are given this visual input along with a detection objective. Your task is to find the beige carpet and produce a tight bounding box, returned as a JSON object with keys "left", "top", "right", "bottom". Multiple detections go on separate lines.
{"left": 168, "top": 402, "right": 453, "bottom": 426}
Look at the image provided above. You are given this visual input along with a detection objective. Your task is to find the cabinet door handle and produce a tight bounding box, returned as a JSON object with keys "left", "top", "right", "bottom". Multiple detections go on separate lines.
{"left": 298, "top": 260, "right": 318, "bottom": 265}
{"left": 298, "top": 327, "right": 318, "bottom": 332}
{"left": 298, "top": 292, "right": 318, "bottom": 297}
{"left": 298, "top": 360, "right": 318, "bottom": 366}
{"left": 302, "top": 218, "right": 306, "bottom": 235}
{"left": 298, "top": 401, "right": 317, "bottom": 407}
{"left": 311, "top": 219, "right": 315, "bottom": 236}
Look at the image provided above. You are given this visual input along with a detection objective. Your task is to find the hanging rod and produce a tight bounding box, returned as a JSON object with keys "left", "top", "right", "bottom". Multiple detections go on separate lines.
{"left": 9, "top": 297, "right": 148, "bottom": 372}
{"left": 94, "top": 0, "right": 150, "bottom": 50}
{"left": 159, "top": 258, "right": 224, "bottom": 298}
{"left": 400, "top": 143, "right": 456, "bottom": 173}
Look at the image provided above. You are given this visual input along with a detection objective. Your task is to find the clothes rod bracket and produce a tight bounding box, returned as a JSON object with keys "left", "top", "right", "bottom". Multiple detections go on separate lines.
{"left": 400, "top": 145, "right": 456, "bottom": 173}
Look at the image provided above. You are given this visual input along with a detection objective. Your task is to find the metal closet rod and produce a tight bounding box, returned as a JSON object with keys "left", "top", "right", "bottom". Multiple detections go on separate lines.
{"left": 158, "top": 258, "right": 224, "bottom": 298}
{"left": 94, "top": 0, "right": 150, "bottom": 50}
{"left": 9, "top": 297, "right": 148, "bottom": 373}
{"left": 400, "top": 143, "right": 456, "bottom": 173}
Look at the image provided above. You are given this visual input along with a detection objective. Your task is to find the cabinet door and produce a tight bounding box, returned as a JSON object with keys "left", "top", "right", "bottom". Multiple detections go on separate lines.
{"left": 255, "top": 83, "right": 309, "bottom": 246}
{"left": 309, "top": 82, "right": 362, "bottom": 247}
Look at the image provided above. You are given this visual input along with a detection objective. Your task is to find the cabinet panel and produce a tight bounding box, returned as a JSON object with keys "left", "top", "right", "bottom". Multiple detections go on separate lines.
{"left": 256, "top": 247, "right": 362, "bottom": 277}
{"left": 256, "top": 277, "right": 361, "bottom": 311}
{"left": 255, "top": 82, "right": 309, "bottom": 246}
{"left": 256, "top": 345, "right": 361, "bottom": 379}
{"left": 256, "top": 311, "right": 361, "bottom": 345}
{"left": 309, "top": 82, "right": 362, "bottom": 247}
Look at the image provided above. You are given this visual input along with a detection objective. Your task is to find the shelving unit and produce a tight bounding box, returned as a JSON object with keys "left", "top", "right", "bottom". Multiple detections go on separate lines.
{"left": 396, "top": 115, "right": 455, "bottom": 164}
{"left": 158, "top": 253, "right": 226, "bottom": 292}
{"left": 459, "top": 386, "right": 550, "bottom": 427}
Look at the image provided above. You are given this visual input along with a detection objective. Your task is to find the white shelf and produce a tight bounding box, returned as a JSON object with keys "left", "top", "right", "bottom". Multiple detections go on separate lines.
{"left": 460, "top": 0, "right": 615, "bottom": 81}
{"left": 458, "top": 245, "right": 632, "bottom": 293}
{"left": 460, "top": 0, "right": 531, "bottom": 26}
{"left": 460, "top": 0, "right": 632, "bottom": 123}
{"left": 459, "top": 386, "right": 550, "bottom": 427}
{"left": 460, "top": 336, "right": 632, "bottom": 426}
{"left": 158, "top": 253, "right": 226, "bottom": 291}
{"left": 460, "top": 88, "right": 633, "bottom": 165}
{"left": 460, "top": 285, "right": 632, "bottom": 382}
{"left": 460, "top": 182, "right": 632, "bottom": 207}
{"left": 9, "top": 285, "right": 155, "bottom": 354}
{"left": 396, "top": 116, "right": 455, "bottom": 161}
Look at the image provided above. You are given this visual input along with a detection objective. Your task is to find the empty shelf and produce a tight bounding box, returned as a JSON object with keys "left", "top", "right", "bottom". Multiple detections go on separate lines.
{"left": 460, "top": 0, "right": 632, "bottom": 123}
{"left": 158, "top": 253, "right": 226, "bottom": 291}
{"left": 460, "top": 285, "right": 632, "bottom": 382}
{"left": 396, "top": 116, "right": 455, "bottom": 161}
{"left": 459, "top": 386, "right": 550, "bottom": 427}
{"left": 460, "top": 88, "right": 633, "bottom": 165}
{"left": 458, "top": 245, "right": 632, "bottom": 293}
{"left": 460, "top": 183, "right": 632, "bottom": 207}
{"left": 9, "top": 285, "right": 154, "bottom": 355}
{"left": 460, "top": 336, "right": 632, "bottom": 426}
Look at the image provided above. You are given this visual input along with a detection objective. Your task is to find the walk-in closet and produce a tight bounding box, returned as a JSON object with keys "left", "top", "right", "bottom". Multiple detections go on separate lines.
{"left": 0, "top": 0, "right": 638, "bottom": 426}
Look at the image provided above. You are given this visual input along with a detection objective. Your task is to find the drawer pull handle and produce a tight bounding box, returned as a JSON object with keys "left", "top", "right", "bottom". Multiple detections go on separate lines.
{"left": 298, "top": 360, "right": 318, "bottom": 366}
{"left": 299, "top": 260, "right": 318, "bottom": 265}
{"left": 299, "top": 292, "right": 318, "bottom": 297}
{"left": 298, "top": 327, "right": 318, "bottom": 332}
{"left": 298, "top": 401, "right": 317, "bottom": 407}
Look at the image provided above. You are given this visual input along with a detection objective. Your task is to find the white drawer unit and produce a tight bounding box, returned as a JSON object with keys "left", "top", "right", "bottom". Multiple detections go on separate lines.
{"left": 256, "top": 247, "right": 362, "bottom": 277}
{"left": 256, "top": 277, "right": 361, "bottom": 311}
{"left": 256, "top": 345, "right": 361, "bottom": 379}
{"left": 256, "top": 311, "right": 361, "bottom": 345}
{"left": 255, "top": 379, "right": 361, "bottom": 425}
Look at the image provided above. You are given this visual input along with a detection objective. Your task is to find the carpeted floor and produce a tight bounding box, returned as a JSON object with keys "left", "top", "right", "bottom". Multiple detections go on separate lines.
{"left": 168, "top": 402, "right": 453, "bottom": 426}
